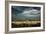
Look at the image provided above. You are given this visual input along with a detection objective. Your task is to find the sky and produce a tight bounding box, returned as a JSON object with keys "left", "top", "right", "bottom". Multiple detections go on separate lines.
{"left": 12, "top": 6, "right": 41, "bottom": 21}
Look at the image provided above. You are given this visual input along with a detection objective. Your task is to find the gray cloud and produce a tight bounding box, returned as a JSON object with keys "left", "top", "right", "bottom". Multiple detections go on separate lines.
{"left": 15, "top": 9, "right": 40, "bottom": 20}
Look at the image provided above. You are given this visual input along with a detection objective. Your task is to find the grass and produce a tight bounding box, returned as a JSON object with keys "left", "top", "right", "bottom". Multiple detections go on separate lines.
{"left": 12, "top": 20, "right": 41, "bottom": 28}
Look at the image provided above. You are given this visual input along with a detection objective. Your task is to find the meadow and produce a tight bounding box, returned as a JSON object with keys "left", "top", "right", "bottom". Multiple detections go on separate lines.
{"left": 12, "top": 20, "right": 41, "bottom": 28}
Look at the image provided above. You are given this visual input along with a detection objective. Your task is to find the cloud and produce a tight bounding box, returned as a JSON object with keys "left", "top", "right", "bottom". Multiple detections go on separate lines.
{"left": 18, "top": 9, "right": 40, "bottom": 17}
{"left": 15, "top": 9, "right": 40, "bottom": 20}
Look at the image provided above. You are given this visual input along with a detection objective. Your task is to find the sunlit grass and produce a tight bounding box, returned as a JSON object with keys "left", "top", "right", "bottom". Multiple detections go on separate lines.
{"left": 12, "top": 20, "right": 41, "bottom": 28}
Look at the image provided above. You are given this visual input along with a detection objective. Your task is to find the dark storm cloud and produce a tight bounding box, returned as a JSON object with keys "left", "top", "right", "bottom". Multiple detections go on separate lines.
{"left": 12, "top": 6, "right": 41, "bottom": 20}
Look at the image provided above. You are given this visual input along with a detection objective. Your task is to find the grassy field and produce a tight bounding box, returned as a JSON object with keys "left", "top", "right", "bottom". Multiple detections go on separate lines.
{"left": 12, "top": 20, "right": 40, "bottom": 24}
{"left": 12, "top": 20, "right": 41, "bottom": 28}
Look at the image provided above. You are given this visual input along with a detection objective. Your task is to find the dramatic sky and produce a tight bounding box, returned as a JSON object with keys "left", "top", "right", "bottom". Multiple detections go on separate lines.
{"left": 12, "top": 6, "right": 41, "bottom": 21}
